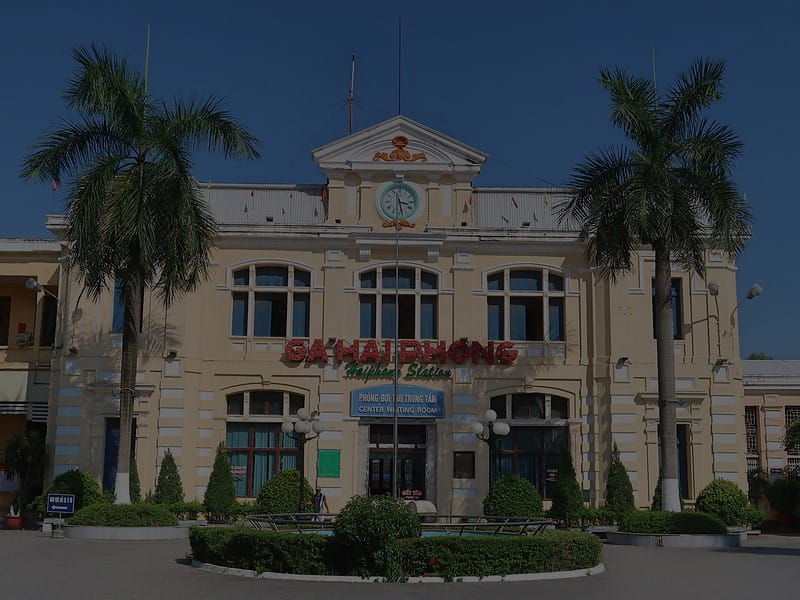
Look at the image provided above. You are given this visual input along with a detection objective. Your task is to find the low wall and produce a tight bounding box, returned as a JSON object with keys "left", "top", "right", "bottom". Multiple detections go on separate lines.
{"left": 64, "top": 526, "right": 189, "bottom": 540}
{"left": 606, "top": 531, "right": 741, "bottom": 548}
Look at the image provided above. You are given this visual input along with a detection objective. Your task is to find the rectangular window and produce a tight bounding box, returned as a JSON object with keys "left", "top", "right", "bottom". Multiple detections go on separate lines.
{"left": 292, "top": 293, "right": 310, "bottom": 337}
{"left": 359, "top": 295, "right": 376, "bottom": 338}
{"left": 293, "top": 269, "right": 310, "bottom": 288}
{"left": 381, "top": 296, "right": 415, "bottom": 339}
{"left": 493, "top": 426, "right": 566, "bottom": 500}
{"left": 550, "top": 396, "right": 569, "bottom": 419}
{"left": 420, "top": 296, "right": 437, "bottom": 339}
{"left": 512, "top": 394, "right": 545, "bottom": 419}
{"left": 289, "top": 393, "right": 304, "bottom": 415}
{"left": 652, "top": 278, "right": 683, "bottom": 340}
{"left": 254, "top": 293, "right": 287, "bottom": 337}
{"left": 112, "top": 279, "right": 124, "bottom": 333}
{"left": 421, "top": 272, "right": 438, "bottom": 290}
{"left": 510, "top": 270, "right": 542, "bottom": 291}
{"left": 250, "top": 391, "right": 283, "bottom": 415}
{"left": 39, "top": 295, "right": 58, "bottom": 346}
{"left": 487, "top": 297, "right": 504, "bottom": 340}
{"left": 0, "top": 296, "right": 8, "bottom": 345}
{"left": 233, "top": 269, "right": 249, "bottom": 286}
{"left": 255, "top": 266, "right": 288, "bottom": 287}
{"left": 453, "top": 451, "right": 476, "bottom": 479}
{"left": 226, "top": 422, "right": 299, "bottom": 497}
{"left": 745, "top": 406, "right": 759, "bottom": 456}
{"left": 786, "top": 406, "right": 800, "bottom": 455}
{"left": 487, "top": 273, "right": 504, "bottom": 291}
{"left": 383, "top": 268, "right": 414, "bottom": 289}
{"left": 509, "top": 297, "right": 543, "bottom": 341}
{"left": 549, "top": 297, "right": 565, "bottom": 341}
{"left": 490, "top": 395, "right": 507, "bottom": 419}
{"left": 231, "top": 292, "right": 248, "bottom": 336}
{"left": 360, "top": 271, "right": 377, "bottom": 289}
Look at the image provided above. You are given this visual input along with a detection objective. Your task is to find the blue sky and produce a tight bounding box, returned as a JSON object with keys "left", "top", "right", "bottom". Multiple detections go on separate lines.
{"left": 2, "top": 1, "right": 796, "bottom": 358}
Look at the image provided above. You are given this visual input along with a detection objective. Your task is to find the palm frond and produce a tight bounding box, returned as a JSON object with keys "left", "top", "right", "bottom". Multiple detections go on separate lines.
{"left": 677, "top": 118, "right": 743, "bottom": 173}
{"left": 598, "top": 67, "right": 658, "bottom": 151}
{"left": 663, "top": 58, "right": 725, "bottom": 139}
{"left": 158, "top": 97, "right": 261, "bottom": 160}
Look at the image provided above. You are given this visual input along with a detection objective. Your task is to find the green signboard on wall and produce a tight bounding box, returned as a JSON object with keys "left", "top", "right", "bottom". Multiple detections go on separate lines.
{"left": 318, "top": 449, "right": 341, "bottom": 478}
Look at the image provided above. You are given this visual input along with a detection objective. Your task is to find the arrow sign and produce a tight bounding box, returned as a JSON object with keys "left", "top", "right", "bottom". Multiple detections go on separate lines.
{"left": 47, "top": 493, "right": 75, "bottom": 514}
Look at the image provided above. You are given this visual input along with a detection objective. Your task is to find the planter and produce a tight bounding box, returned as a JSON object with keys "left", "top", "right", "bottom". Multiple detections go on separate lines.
{"left": 64, "top": 525, "right": 189, "bottom": 540}
{"left": 5, "top": 515, "right": 24, "bottom": 530}
{"left": 607, "top": 531, "right": 741, "bottom": 548}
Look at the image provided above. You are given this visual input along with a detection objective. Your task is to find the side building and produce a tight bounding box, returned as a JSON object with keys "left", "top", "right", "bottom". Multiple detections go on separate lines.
{"left": 0, "top": 239, "right": 60, "bottom": 513}
{"left": 44, "top": 116, "right": 750, "bottom": 512}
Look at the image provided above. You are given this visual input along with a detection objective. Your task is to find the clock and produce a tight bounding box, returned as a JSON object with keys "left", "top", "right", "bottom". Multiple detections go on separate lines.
{"left": 377, "top": 182, "right": 421, "bottom": 222}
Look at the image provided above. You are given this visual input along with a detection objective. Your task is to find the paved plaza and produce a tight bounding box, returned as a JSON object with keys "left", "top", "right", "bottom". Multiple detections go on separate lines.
{"left": 0, "top": 530, "right": 797, "bottom": 600}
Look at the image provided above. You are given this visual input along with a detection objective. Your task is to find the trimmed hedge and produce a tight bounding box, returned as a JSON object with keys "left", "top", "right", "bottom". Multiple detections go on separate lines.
{"left": 165, "top": 501, "right": 205, "bottom": 520}
{"left": 619, "top": 510, "right": 727, "bottom": 535}
{"left": 483, "top": 475, "right": 543, "bottom": 517}
{"left": 190, "top": 527, "right": 333, "bottom": 575}
{"left": 401, "top": 531, "right": 601, "bottom": 579}
{"left": 69, "top": 502, "right": 178, "bottom": 526}
{"left": 188, "top": 527, "right": 602, "bottom": 579}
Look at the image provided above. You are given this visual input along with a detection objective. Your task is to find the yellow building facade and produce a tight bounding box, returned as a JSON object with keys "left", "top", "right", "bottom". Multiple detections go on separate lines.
{"left": 39, "top": 116, "right": 751, "bottom": 513}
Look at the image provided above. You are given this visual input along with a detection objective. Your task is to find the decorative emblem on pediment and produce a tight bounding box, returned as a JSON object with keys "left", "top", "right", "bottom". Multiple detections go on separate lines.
{"left": 372, "top": 136, "right": 427, "bottom": 163}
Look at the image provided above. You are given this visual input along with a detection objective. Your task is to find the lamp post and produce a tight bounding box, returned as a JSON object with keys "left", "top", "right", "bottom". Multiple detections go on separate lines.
{"left": 281, "top": 408, "right": 325, "bottom": 513}
{"left": 470, "top": 409, "right": 510, "bottom": 490}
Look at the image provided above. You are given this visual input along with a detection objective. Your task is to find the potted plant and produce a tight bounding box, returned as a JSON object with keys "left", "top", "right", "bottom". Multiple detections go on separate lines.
{"left": 3, "top": 431, "right": 48, "bottom": 530}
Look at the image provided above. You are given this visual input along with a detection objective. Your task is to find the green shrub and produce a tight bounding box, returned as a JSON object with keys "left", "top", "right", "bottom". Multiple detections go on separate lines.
{"left": 69, "top": 502, "right": 178, "bottom": 526}
{"left": 549, "top": 444, "right": 583, "bottom": 527}
{"left": 188, "top": 527, "right": 602, "bottom": 579}
{"left": 45, "top": 469, "right": 105, "bottom": 511}
{"left": 129, "top": 454, "right": 141, "bottom": 503}
{"left": 619, "top": 510, "right": 727, "bottom": 534}
{"left": 765, "top": 477, "right": 800, "bottom": 516}
{"left": 190, "top": 527, "right": 333, "bottom": 575}
{"left": 204, "top": 444, "right": 236, "bottom": 522}
{"left": 154, "top": 450, "right": 184, "bottom": 504}
{"left": 740, "top": 504, "right": 765, "bottom": 530}
{"left": 256, "top": 469, "right": 313, "bottom": 513}
{"left": 166, "top": 501, "right": 205, "bottom": 520}
{"left": 332, "top": 495, "right": 421, "bottom": 580}
{"left": 400, "top": 530, "right": 601, "bottom": 579}
{"left": 605, "top": 444, "right": 635, "bottom": 521}
{"left": 580, "top": 505, "right": 617, "bottom": 527}
{"left": 483, "top": 475, "right": 543, "bottom": 518}
{"left": 695, "top": 479, "right": 749, "bottom": 525}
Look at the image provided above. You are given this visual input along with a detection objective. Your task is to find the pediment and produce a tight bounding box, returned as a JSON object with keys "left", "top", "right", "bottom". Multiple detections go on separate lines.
{"left": 312, "top": 115, "right": 488, "bottom": 181}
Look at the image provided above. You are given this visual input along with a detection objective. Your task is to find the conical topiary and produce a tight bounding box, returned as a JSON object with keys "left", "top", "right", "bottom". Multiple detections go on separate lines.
{"left": 605, "top": 443, "right": 635, "bottom": 520}
{"left": 204, "top": 443, "right": 236, "bottom": 522}
{"left": 130, "top": 453, "right": 141, "bottom": 503}
{"left": 549, "top": 443, "right": 583, "bottom": 527}
{"left": 154, "top": 449, "right": 184, "bottom": 504}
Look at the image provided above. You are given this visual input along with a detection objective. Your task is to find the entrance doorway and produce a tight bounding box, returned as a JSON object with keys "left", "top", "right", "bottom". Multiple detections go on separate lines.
{"left": 368, "top": 424, "right": 426, "bottom": 500}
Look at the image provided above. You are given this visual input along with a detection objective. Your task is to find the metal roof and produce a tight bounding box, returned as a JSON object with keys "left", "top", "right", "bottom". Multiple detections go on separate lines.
{"left": 743, "top": 360, "right": 800, "bottom": 388}
{"left": 472, "top": 188, "right": 577, "bottom": 231}
{"left": 202, "top": 183, "right": 326, "bottom": 226}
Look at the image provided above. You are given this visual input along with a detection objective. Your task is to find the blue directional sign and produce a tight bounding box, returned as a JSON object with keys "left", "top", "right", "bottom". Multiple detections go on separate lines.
{"left": 47, "top": 493, "right": 75, "bottom": 514}
{"left": 351, "top": 384, "right": 445, "bottom": 418}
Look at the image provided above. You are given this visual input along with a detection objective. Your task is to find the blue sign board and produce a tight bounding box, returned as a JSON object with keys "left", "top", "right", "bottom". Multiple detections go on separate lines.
{"left": 351, "top": 384, "right": 445, "bottom": 418}
{"left": 47, "top": 493, "right": 75, "bottom": 514}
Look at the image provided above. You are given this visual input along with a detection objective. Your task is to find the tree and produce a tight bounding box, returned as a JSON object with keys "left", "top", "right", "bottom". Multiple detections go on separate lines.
{"left": 747, "top": 352, "right": 773, "bottom": 360}
{"left": 605, "top": 443, "right": 635, "bottom": 520}
{"left": 204, "top": 443, "right": 236, "bottom": 522}
{"left": 786, "top": 419, "right": 800, "bottom": 451}
{"left": 560, "top": 59, "right": 749, "bottom": 511}
{"left": 154, "top": 449, "right": 184, "bottom": 504}
{"left": 21, "top": 46, "right": 259, "bottom": 503}
{"left": 549, "top": 444, "right": 583, "bottom": 527}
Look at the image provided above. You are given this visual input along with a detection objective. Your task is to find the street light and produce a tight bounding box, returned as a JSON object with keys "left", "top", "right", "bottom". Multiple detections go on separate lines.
{"left": 25, "top": 278, "right": 57, "bottom": 298}
{"left": 281, "top": 409, "right": 325, "bottom": 513}
{"left": 470, "top": 409, "right": 510, "bottom": 489}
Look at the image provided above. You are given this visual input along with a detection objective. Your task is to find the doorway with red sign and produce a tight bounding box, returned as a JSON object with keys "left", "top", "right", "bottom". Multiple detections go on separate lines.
{"left": 368, "top": 424, "right": 426, "bottom": 499}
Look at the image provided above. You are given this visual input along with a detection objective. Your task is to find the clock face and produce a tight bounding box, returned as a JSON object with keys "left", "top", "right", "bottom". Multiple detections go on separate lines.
{"left": 378, "top": 183, "right": 420, "bottom": 221}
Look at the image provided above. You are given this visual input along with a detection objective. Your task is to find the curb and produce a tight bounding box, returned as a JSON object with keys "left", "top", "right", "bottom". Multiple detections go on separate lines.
{"left": 191, "top": 560, "right": 605, "bottom": 583}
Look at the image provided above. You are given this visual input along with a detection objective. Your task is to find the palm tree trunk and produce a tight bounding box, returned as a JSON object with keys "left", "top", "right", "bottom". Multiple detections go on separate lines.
{"left": 654, "top": 245, "right": 680, "bottom": 512}
{"left": 114, "top": 277, "right": 141, "bottom": 505}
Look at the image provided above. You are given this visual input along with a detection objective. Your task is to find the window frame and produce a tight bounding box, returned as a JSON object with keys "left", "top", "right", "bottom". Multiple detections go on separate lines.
{"left": 230, "top": 264, "right": 311, "bottom": 339}
{"left": 225, "top": 389, "right": 307, "bottom": 498}
{"left": 485, "top": 267, "right": 566, "bottom": 342}
{"left": 358, "top": 266, "right": 440, "bottom": 340}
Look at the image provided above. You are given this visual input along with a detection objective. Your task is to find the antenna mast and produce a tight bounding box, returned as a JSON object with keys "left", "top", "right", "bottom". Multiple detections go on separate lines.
{"left": 348, "top": 54, "right": 356, "bottom": 134}
{"left": 397, "top": 16, "right": 402, "bottom": 115}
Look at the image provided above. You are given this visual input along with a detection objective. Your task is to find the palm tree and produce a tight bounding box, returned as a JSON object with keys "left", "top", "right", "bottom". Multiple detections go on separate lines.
{"left": 21, "top": 45, "right": 260, "bottom": 503}
{"left": 559, "top": 59, "right": 750, "bottom": 511}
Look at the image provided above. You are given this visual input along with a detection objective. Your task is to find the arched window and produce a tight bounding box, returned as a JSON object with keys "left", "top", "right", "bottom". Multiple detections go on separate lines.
{"left": 485, "top": 267, "right": 565, "bottom": 342}
{"left": 225, "top": 390, "right": 305, "bottom": 497}
{"left": 230, "top": 264, "right": 311, "bottom": 338}
{"left": 489, "top": 392, "right": 570, "bottom": 499}
{"left": 358, "top": 266, "right": 439, "bottom": 339}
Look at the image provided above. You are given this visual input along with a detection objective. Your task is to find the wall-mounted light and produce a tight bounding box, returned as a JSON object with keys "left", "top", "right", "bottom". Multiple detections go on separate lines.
{"left": 166, "top": 349, "right": 178, "bottom": 360}
{"left": 68, "top": 346, "right": 79, "bottom": 355}
{"left": 460, "top": 336, "right": 469, "bottom": 342}
{"left": 707, "top": 282, "right": 719, "bottom": 296}
{"left": 615, "top": 357, "right": 630, "bottom": 369}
